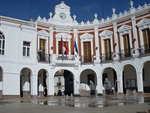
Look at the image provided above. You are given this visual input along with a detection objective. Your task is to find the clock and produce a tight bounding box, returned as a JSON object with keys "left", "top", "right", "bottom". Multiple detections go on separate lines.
{"left": 59, "top": 12, "right": 66, "bottom": 19}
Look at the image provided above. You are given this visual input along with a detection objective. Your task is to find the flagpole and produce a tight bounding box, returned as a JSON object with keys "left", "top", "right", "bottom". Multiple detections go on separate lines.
{"left": 61, "top": 36, "right": 63, "bottom": 61}
{"left": 66, "top": 37, "right": 67, "bottom": 58}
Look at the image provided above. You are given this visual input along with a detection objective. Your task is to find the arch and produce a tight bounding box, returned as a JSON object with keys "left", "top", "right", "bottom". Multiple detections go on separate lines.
{"left": 54, "top": 69, "right": 74, "bottom": 96}
{"left": 101, "top": 67, "right": 117, "bottom": 94}
{"left": 79, "top": 68, "right": 97, "bottom": 96}
{"left": 0, "top": 31, "right": 5, "bottom": 55}
{"left": 20, "top": 67, "right": 32, "bottom": 97}
{"left": 119, "top": 62, "right": 138, "bottom": 75}
{"left": 80, "top": 68, "right": 97, "bottom": 85}
{"left": 37, "top": 69, "right": 49, "bottom": 97}
{"left": 122, "top": 64, "right": 137, "bottom": 94}
{"left": 139, "top": 59, "right": 150, "bottom": 72}
{"left": 142, "top": 60, "right": 150, "bottom": 93}
{"left": 101, "top": 66, "right": 118, "bottom": 76}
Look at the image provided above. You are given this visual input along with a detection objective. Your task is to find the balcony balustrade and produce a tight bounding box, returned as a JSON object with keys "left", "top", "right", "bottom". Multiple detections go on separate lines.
{"left": 37, "top": 53, "right": 76, "bottom": 64}
{"left": 37, "top": 53, "right": 50, "bottom": 62}
{"left": 80, "top": 55, "right": 94, "bottom": 64}
{"left": 100, "top": 53, "right": 113, "bottom": 63}
{"left": 37, "top": 44, "right": 150, "bottom": 65}
{"left": 138, "top": 44, "right": 150, "bottom": 57}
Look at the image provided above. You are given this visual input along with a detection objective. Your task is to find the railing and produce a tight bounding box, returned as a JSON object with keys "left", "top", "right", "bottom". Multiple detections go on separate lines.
{"left": 104, "top": 52, "right": 112, "bottom": 61}
{"left": 100, "top": 53, "right": 113, "bottom": 63}
{"left": 37, "top": 45, "right": 150, "bottom": 64}
{"left": 118, "top": 49, "right": 132, "bottom": 60}
{"left": 56, "top": 54, "right": 75, "bottom": 61}
{"left": 37, "top": 53, "right": 50, "bottom": 63}
{"left": 80, "top": 55, "right": 94, "bottom": 64}
{"left": 144, "top": 44, "right": 150, "bottom": 53}
{"left": 123, "top": 48, "right": 132, "bottom": 57}
{"left": 37, "top": 53, "right": 76, "bottom": 63}
{"left": 138, "top": 44, "right": 150, "bottom": 56}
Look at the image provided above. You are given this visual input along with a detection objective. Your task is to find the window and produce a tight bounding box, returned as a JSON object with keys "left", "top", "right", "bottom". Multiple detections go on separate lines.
{"left": 0, "top": 32, "right": 5, "bottom": 55}
{"left": 23, "top": 41, "right": 30, "bottom": 56}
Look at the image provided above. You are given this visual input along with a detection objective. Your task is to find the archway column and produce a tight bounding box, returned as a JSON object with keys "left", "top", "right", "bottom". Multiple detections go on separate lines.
{"left": 74, "top": 77, "right": 80, "bottom": 95}
{"left": 96, "top": 76, "right": 103, "bottom": 94}
{"left": 117, "top": 75, "right": 123, "bottom": 93}
{"left": 136, "top": 71, "right": 144, "bottom": 93}
{"left": 74, "top": 69, "right": 80, "bottom": 96}
{"left": 48, "top": 77, "right": 54, "bottom": 96}
{"left": 30, "top": 73, "right": 37, "bottom": 96}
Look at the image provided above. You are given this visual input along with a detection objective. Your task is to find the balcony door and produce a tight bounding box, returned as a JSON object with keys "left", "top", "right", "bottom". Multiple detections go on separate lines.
{"left": 104, "top": 39, "right": 111, "bottom": 60}
{"left": 83, "top": 41, "right": 91, "bottom": 63}
{"left": 142, "top": 28, "right": 150, "bottom": 53}
{"left": 40, "top": 39, "right": 46, "bottom": 61}
{"left": 123, "top": 34, "right": 130, "bottom": 57}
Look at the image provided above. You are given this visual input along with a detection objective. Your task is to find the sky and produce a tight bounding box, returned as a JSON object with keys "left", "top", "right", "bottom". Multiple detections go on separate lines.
{"left": 0, "top": 0, "right": 150, "bottom": 23}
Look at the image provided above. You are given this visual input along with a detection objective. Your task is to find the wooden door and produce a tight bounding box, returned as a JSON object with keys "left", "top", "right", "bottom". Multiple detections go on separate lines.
{"left": 142, "top": 28, "right": 150, "bottom": 53}
{"left": 104, "top": 39, "right": 111, "bottom": 60}
{"left": 123, "top": 34, "right": 130, "bottom": 57}
{"left": 83, "top": 42, "right": 91, "bottom": 63}
{"left": 40, "top": 39, "right": 46, "bottom": 61}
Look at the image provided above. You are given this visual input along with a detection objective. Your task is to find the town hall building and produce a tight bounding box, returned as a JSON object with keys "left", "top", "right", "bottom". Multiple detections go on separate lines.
{"left": 0, "top": 1, "right": 150, "bottom": 98}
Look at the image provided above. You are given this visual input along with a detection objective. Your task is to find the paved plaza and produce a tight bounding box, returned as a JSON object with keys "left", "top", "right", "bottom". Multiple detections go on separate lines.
{"left": 0, "top": 94, "right": 150, "bottom": 113}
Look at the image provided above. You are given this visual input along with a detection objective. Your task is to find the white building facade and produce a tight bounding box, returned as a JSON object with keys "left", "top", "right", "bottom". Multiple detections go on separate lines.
{"left": 0, "top": 1, "right": 150, "bottom": 98}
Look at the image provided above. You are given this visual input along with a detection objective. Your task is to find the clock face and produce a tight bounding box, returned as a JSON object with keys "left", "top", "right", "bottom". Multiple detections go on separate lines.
{"left": 59, "top": 12, "right": 66, "bottom": 19}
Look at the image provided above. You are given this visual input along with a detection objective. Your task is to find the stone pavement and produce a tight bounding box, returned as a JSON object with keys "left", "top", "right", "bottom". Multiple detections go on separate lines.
{"left": 0, "top": 94, "right": 150, "bottom": 113}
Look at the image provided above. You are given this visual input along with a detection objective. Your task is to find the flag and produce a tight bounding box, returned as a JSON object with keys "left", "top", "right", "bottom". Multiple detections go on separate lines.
{"left": 60, "top": 37, "right": 63, "bottom": 48}
{"left": 62, "top": 46, "right": 66, "bottom": 54}
{"left": 65, "top": 38, "right": 69, "bottom": 55}
{"left": 74, "top": 37, "right": 78, "bottom": 54}
{"left": 60, "top": 37, "right": 66, "bottom": 54}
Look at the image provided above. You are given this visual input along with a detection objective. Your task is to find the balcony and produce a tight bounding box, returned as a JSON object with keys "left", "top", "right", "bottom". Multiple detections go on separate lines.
{"left": 37, "top": 53, "right": 50, "bottom": 63}
{"left": 80, "top": 55, "right": 94, "bottom": 64}
{"left": 118, "top": 49, "right": 132, "bottom": 61}
{"left": 138, "top": 44, "right": 150, "bottom": 57}
{"left": 100, "top": 53, "right": 113, "bottom": 63}
{"left": 36, "top": 45, "right": 150, "bottom": 65}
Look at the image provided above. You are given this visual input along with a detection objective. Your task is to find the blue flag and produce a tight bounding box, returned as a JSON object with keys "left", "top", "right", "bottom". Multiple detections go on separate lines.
{"left": 74, "top": 38, "right": 78, "bottom": 54}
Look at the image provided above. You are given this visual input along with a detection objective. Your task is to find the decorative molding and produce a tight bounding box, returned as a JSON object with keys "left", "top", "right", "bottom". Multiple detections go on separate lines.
{"left": 56, "top": 28, "right": 70, "bottom": 33}
{"left": 55, "top": 1, "right": 70, "bottom": 11}
{"left": 137, "top": 18, "right": 150, "bottom": 27}
{"left": 99, "top": 29, "right": 113, "bottom": 37}
{"left": 118, "top": 24, "right": 131, "bottom": 33}
{"left": 80, "top": 32, "right": 93, "bottom": 40}
{"left": 37, "top": 30, "right": 49, "bottom": 37}
{"left": 55, "top": 33, "right": 72, "bottom": 39}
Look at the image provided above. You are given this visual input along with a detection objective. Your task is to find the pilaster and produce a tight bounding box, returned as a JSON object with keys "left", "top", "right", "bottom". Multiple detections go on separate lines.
{"left": 136, "top": 71, "right": 144, "bottom": 93}
{"left": 30, "top": 73, "right": 37, "bottom": 96}
{"left": 117, "top": 75, "right": 123, "bottom": 93}
{"left": 94, "top": 27, "right": 100, "bottom": 61}
{"left": 50, "top": 27, "right": 54, "bottom": 54}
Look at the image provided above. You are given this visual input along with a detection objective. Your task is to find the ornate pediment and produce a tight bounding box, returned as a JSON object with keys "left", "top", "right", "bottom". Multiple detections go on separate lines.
{"left": 52, "top": 1, "right": 73, "bottom": 23}
{"left": 80, "top": 33, "right": 93, "bottom": 40}
{"left": 137, "top": 18, "right": 150, "bottom": 27}
{"left": 55, "top": 33, "right": 72, "bottom": 39}
{"left": 99, "top": 29, "right": 113, "bottom": 37}
{"left": 118, "top": 24, "right": 131, "bottom": 33}
{"left": 37, "top": 30, "right": 49, "bottom": 37}
{"left": 55, "top": 1, "right": 70, "bottom": 11}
